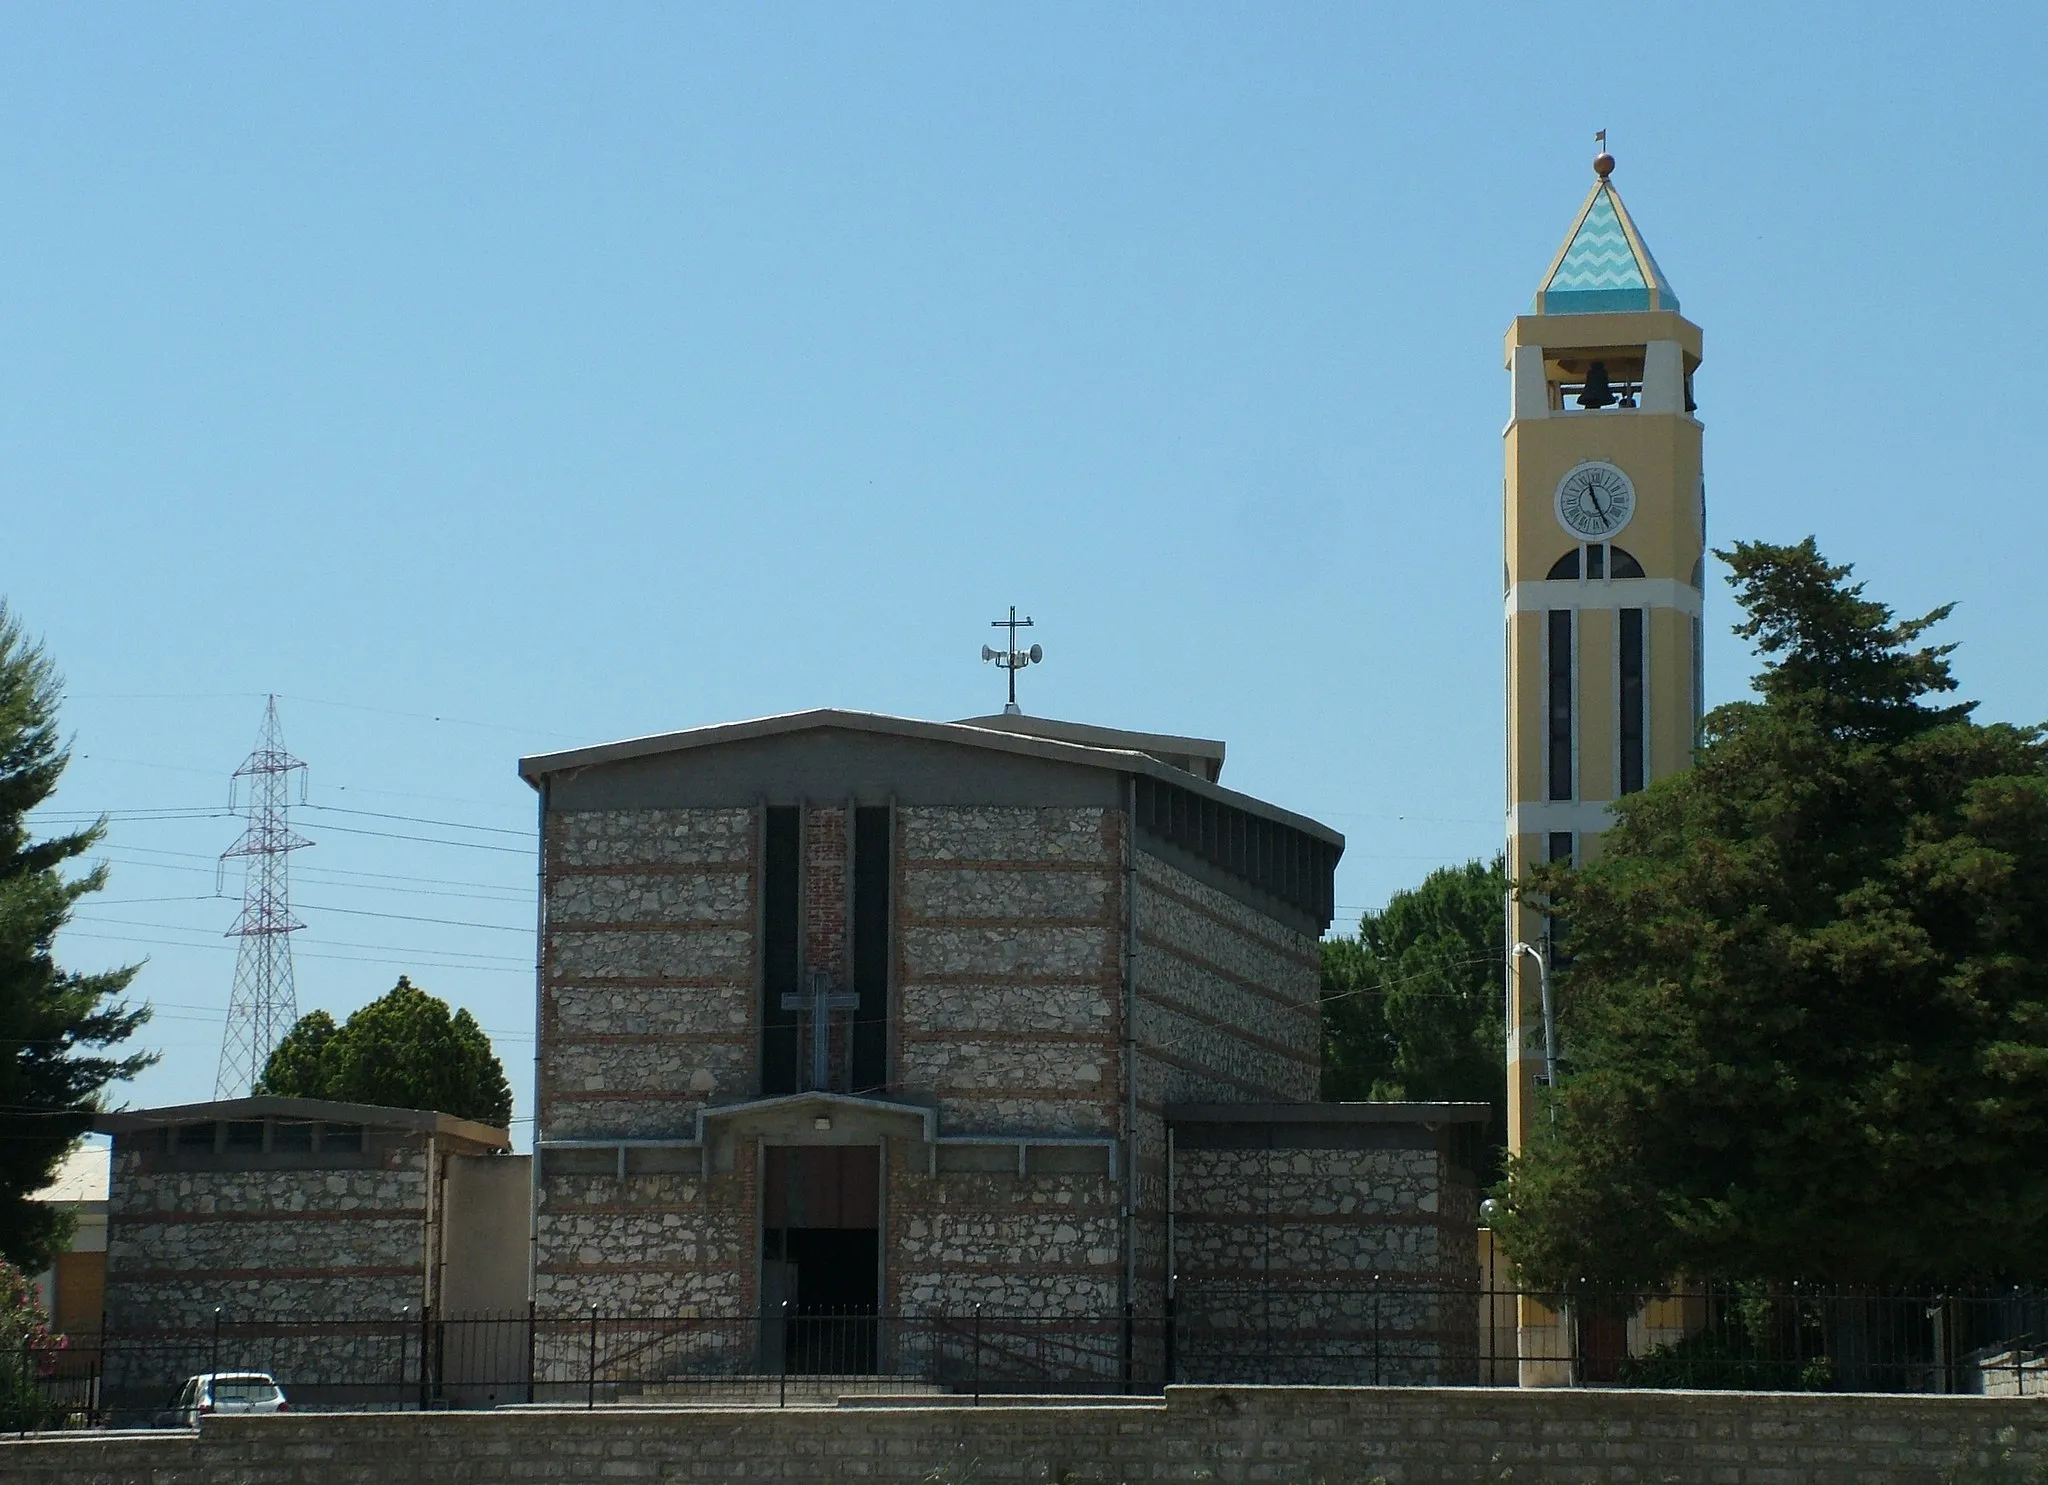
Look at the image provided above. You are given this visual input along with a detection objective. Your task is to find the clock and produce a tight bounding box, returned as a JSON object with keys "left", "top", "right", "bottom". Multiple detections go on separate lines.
{"left": 1554, "top": 461, "right": 1636, "bottom": 539}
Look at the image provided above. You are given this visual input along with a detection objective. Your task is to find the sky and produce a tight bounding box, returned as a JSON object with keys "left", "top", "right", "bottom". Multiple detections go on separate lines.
{"left": 6, "top": 4, "right": 2045, "bottom": 1144}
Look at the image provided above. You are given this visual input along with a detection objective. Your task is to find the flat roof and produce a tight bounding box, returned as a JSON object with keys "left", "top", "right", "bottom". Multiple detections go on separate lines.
{"left": 30, "top": 1142, "right": 110, "bottom": 1205}
{"left": 94, "top": 1095, "right": 510, "bottom": 1150}
{"left": 517, "top": 707, "right": 1338, "bottom": 847}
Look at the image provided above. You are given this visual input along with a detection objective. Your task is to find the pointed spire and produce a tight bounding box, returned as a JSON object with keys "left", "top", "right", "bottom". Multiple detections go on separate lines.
{"left": 1534, "top": 149, "right": 1680, "bottom": 316}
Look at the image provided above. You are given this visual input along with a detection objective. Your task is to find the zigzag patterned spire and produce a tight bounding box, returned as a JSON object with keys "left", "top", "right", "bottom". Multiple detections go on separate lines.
{"left": 1535, "top": 170, "right": 1679, "bottom": 316}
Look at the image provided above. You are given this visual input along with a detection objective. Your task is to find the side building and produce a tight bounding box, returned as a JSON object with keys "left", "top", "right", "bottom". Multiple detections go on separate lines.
{"left": 93, "top": 1096, "right": 524, "bottom": 1409}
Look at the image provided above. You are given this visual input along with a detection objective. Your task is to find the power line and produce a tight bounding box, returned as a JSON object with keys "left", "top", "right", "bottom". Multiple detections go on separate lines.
{"left": 63, "top": 930, "right": 532, "bottom": 975}
{"left": 82, "top": 894, "right": 528, "bottom": 933}
{"left": 92, "top": 861, "right": 528, "bottom": 905}
{"left": 38, "top": 801, "right": 534, "bottom": 839}
{"left": 280, "top": 820, "right": 531, "bottom": 855}
{"left": 299, "top": 803, "right": 531, "bottom": 837}
{"left": 65, "top": 916, "right": 530, "bottom": 965}
{"left": 90, "top": 845, "right": 529, "bottom": 893}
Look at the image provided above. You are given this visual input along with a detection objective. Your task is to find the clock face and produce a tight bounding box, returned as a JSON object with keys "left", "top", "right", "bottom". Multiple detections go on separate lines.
{"left": 1555, "top": 461, "right": 1637, "bottom": 539}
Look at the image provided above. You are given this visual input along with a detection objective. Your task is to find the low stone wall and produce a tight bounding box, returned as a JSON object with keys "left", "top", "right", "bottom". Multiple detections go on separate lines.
{"left": 8, "top": 1387, "right": 2045, "bottom": 1484}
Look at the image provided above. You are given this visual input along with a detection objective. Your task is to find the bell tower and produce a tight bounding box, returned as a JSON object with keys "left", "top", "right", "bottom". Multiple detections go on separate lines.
{"left": 1503, "top": 151, "right": 1704, "bottom": 1247}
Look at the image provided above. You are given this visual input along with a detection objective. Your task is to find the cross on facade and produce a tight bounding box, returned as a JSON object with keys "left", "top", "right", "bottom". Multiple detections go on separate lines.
{"left": 781, "top": 969, "right": 860, "bottom": 1092}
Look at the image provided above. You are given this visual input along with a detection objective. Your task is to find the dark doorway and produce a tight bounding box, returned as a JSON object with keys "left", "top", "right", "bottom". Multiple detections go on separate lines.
{"left": 762, "top": 1145, "right": 880, "bottom": 1373}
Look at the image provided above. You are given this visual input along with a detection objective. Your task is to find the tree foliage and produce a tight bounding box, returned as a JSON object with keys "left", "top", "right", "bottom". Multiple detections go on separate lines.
{"left": 1495, "top": 539, "right": 2048, "bottom": 1289}
{"left": 1322, "top": 856, "right": 1506, "bottom": 1177}
{"left": 257, "top": 977, "right": 512, "bottom": 1128}
{"left": 0, "top": 1256, "right": 67, "bottom": 1430}
{"left": 0, "top": 605, "right": 153, "bottom": 1272}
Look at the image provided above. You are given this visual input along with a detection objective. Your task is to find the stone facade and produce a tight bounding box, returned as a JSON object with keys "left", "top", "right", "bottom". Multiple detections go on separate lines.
{"left": 523, "top": 711, "right": 1474, "bottom": 1390}
{"left": 541, "top": 806, "right": 756, "bottom": 1139}
{"left": 1167, "top": 1112, "right": 1486, "bottom": 1386}
{"left": 94, "top": 1098, "right": 512, "bottom": 1407}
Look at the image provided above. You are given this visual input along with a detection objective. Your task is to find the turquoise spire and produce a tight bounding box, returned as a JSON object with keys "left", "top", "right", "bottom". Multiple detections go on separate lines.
{"left": 1533, "top": 158, "right": 1679, "bottom": 316}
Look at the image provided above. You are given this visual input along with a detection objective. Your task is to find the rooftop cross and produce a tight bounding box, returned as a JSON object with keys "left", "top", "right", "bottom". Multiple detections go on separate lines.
{"left": 980, "top": 605, "right": 1043, "bottom": 716}
{"left": 780, "top": 970, "right": 860, "bottom": 1093}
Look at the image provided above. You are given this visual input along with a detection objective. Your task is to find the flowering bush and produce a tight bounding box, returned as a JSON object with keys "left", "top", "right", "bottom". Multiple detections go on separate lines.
{"left": 0, "top": 1257, "right": 67, "bottom": 1430}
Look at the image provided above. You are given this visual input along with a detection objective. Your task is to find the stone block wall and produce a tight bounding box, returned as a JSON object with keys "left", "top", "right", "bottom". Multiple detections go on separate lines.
{"left": 888, "top": 807, "right": 1124, "bottom": 1332}
{"left": 9, "top": 1388, "right": 2046, "bottom": 1485}
{"left": 1170, "top": 1135, "right": 1481, "bottom": 1385}
{"left": 532, "top": 1155, "right": 756, "bottom": 1317}
{"left": 104, "top": 1138, "right": 433, "bottom": 1327}
{"left": 1131, "top": 851, "right": 1322, "bottom": 1320}
{"left": 540, "top": 807, "right": 757, "bottom": 1139}
{"left": 884, "top": 1151, "right": 1120, "bottom": 1314}
{"left": 528, "top": 793, "right": 1361, "bottom": 1352}
{"left": 894, "top": 805, "right": 1121, "bottom": 1132}
{"left": 537, "top": 808, "right": 758, "bottom": 1318}
{"left": 100, "top": 1131, "right": 455, "bottom": 1406}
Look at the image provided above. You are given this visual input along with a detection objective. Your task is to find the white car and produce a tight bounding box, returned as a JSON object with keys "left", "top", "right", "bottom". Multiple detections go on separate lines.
{"left": 161, "top": 1372, "right": 288, "bottom": 1427}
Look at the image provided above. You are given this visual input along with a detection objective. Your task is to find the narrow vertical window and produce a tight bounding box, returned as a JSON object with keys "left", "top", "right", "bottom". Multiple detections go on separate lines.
{"left": 1547, "top": 832, "right": 1575, "bottom": 865}
{"left": 1585, "top": 544, "right": 1606, "bottom": 580}
{"left": 1619, "top": 609, "right": 1645, "bottom": 793}
{"left": 1547, "top": 610, "right": 1573, "bottom": 801}
{"left": 1691, "top": 616, "right": 1706, "bottom": 748}
{"left": 850, "top": 806, "right": 891, "bottom": 1093}
{"left": 762, "top": 806, "right": 802, "bottom": 1097}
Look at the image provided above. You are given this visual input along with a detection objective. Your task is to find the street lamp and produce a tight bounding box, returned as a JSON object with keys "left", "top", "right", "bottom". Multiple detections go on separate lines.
{"left": 1510, "top": 940, "right": 1559, "bottom": 1105}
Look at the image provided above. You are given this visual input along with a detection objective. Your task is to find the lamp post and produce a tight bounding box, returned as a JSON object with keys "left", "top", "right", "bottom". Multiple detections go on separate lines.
{"left": 1510, "top": 941, "right": 1558, "bottom": 1110}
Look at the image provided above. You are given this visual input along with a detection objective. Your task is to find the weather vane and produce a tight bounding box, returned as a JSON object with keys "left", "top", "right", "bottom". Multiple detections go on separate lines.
{"left": 981, "top": 606, "right": 1043, "bottom": 716}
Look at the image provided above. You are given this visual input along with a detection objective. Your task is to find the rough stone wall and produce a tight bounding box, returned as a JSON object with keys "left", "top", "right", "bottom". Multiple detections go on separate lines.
{"left": 541, "top": 807, "right": 757, "bottom": 1138}
{"left": 889, "top": 808, "right": 1123, "bottom": 1327}
{"left": 12, "top": 1388, "right": 2047, "bottom": 1485}
{"left": 537, "top": 807, "right": 759, "bottom": 1318}
{"left": 1129, "top": 851, "right": 1322, "bottom": 1326}
{"left": 100, "top": 1139, "right": 435, "bottom": 1405}
{"left": 532, "top": 1156, "right": 755, "bottom": 1317}
{"left": 104, "top": 1142, "right": 430, "bottom": 1327}
{"left": 894, "top": 805, "right": 1119, "bottom": 1135}
{"left": 884, "top": 1140, "right": 1119, "bottom": 1318}
{"left": 1170, "top": 1141, "right": 1480, "bottom": 1384}
{"left": 1132, "top": 851, "right": 1320, "bottom": 1108}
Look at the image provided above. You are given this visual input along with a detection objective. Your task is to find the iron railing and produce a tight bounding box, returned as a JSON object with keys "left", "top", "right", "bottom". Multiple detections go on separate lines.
{"left": 11, "top": 1282, "right": 2044, "bottom": 1431}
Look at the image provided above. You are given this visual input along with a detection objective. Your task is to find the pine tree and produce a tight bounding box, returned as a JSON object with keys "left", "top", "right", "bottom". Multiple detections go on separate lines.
{"left": 1495, "top": 539, "right": 2048, "bottom": 1288}
{"left": 0, "top": 604, "right": 153, "bottom": 1271}
{"left": 258, "top": 977, "right": 512, "bottom": 1128}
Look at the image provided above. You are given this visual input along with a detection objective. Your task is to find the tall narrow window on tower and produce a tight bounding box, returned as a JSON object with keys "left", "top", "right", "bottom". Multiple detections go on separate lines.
{"left": 761, "top": 806, "right": 802, "bottom": 1096}
{"left": 850, "top": 806, "right": 891, "bottom": 1092}
{"left": 1692, "top": 616, "right": 1706, "bottom": 749}
{"left": 1619, "top": 608, "right": 1646, "bottom": 794}
{"left": 1547, "top": 610, "right": 1574, "bottom": 801}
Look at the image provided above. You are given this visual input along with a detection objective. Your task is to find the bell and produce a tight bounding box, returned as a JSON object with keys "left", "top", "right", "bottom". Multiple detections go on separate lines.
{"left": 1617, "top": 387, "right": 1638, "bottom": 409}
{"left": 1576, "top": 361, "right": 1616, "bottom": 409}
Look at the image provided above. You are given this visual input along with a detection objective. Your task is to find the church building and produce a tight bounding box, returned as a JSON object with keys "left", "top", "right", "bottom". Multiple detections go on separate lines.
{"left": 521, "top": 708, "right": 1485, "bottom": 1384}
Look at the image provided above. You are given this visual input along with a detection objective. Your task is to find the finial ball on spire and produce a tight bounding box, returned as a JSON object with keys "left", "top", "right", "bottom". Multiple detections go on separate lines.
{"left": 1593, "top": 151, "right": 1616, "bottom": 179}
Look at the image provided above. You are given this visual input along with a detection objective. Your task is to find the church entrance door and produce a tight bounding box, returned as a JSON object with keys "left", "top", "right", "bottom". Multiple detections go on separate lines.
{"left": 761, "top": 1144, "right": 880, "bottom": 1374}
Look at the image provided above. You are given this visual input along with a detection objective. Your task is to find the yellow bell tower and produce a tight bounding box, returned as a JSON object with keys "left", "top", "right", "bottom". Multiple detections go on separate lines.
{"left": 1503, "top": 150, "right": 1704, "bottom": 1376}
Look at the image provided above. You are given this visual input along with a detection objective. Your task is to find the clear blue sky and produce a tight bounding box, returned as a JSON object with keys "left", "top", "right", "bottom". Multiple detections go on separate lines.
{"left": 8, "top": 4, "right": 2044, "bottom": 1139}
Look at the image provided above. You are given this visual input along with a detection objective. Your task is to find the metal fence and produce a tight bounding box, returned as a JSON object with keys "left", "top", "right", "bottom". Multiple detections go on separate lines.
{"left": 12, "top": 1282, "right": 2045, "bottom": 1430}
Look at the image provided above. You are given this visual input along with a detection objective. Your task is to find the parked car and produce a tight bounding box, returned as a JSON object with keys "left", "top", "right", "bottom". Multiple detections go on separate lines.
{"left": 158, "top": 1372, "right": 288, "bottom": 1427}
